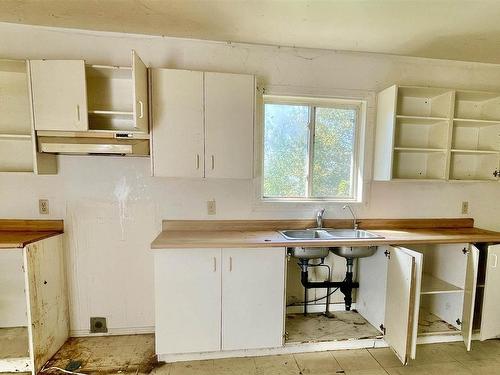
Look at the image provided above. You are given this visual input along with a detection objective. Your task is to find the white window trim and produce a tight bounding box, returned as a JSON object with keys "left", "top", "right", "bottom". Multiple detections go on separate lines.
{"left": 255, "top": 93, "right": 368, "bottom": 205}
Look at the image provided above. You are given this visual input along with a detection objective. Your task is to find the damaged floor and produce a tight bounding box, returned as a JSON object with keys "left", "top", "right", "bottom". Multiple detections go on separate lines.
{"left": 285, "top": 311, "right": 381, "bottom": 343}
{"left": 23, "top": 334, "right": 500, "bottom": 374}
{"left": 418, "top": 308, "right": 460, "bottom": 335}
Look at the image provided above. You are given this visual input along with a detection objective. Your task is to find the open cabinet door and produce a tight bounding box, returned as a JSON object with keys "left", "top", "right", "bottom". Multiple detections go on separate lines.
{"left": 384, "top": 246, "right": 417, "bottom": 365}
{"left": 132, "top": 50, "right": 149, "bottom": 133}
{"left": 462, "top": 244, "right": 479, "bottom": 350}
{"left": 480, "top": 244, "right": 500, "bottom": 341}
{"left": 398, "top": 247, "right": 423, "bottom": 360}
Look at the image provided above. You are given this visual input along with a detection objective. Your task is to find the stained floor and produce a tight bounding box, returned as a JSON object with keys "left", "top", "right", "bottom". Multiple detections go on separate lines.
{"left": 0, "top": 326, "right": 29, "bottom": 358}
{"left": 418, "top": 308, "right": 460, "bottom": 335}
{"left": 285, "top": 311, "right": 382, "bottom": 343}
{"left": 40, "top": 335, "right": 500, "bottom": 374}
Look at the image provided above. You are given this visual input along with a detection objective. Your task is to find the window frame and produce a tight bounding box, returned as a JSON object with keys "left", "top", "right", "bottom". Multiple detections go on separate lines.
{"left": 260, "top": 94, "right": 365, "bottom": 203}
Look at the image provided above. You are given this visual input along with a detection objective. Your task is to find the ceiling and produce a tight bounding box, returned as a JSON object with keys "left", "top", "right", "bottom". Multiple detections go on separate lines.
{"left": 2, "top": 0, "right": 500, "bottom": 64}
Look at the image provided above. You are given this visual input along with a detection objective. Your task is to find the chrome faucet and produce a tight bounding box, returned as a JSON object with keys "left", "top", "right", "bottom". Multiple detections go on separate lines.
{"left": 316, "top": 208, "right": 325, "bottom": 228}
{"left": 343, "top": 204, "right": 358, "bottom": 230}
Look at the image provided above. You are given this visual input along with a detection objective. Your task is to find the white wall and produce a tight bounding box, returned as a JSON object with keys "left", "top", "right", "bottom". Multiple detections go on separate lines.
{"left": 1, "top": 22, "right": 500, "bottom": 334}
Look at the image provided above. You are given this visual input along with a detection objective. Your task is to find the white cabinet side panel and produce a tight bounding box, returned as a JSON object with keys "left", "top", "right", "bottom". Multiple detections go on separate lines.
{"left": 221, "top": 248, "right": 285, "bottom": 350}
{"left": 373, "top": 85, "right": 397, "bottom": 181}
{"left": 155, "top": 249, "right": 221, "bottom": 354}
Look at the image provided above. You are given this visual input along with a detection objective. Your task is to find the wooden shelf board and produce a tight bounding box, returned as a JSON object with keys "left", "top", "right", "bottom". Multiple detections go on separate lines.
{"left": 420, "top": 273, "right": 463, "bottom": 295}
{"left": 396, "top": 115, "right": 449, "bottom": 122}
{"left": 88, "top": 110, "right": 134, "bottom": 117}
{"left": 451, "top": 149, "right": 500, "bottom": 155}
{"left": 0, "top": 133, "right": 32, "bottom": 139}
{"left": 394, "top": 147, "right": 447, "bottom": 153}
{"left": 454, "top": 118, "right": 500, "bottom": 126}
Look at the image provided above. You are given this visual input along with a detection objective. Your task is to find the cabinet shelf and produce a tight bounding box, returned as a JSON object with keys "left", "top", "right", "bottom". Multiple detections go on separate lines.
{"left": 451, "top": 149, "right": 500, "bottom": 155}
{"left": 0, "top": 133, "right": 32, "bottom": 139}
{"left": 420, "top": 273, "right": 463, "bottom": 295}
{"left": 394, "top": 147, "right": 446, "bottom": 152}
{"left": 88, "top": 110, "right": 134, "bottom": 117}
{"left": 396, "top": 115, "right": 449, "bottom": 122}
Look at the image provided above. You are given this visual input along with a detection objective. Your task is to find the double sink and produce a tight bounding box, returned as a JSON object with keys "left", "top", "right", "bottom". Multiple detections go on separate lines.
{"left": 279, "top": 228, "right": 383, "bottom": 259}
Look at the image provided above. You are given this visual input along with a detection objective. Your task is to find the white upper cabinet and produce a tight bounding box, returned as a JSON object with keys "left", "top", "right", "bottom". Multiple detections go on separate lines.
{"left": 132, "top": 51, "right": 149, "bottom": 133}
{"left": 204, "top": 72, "right": 255, "bottom": 179}
{"left": 151, "top": 69, "right": 204, "bottom": 178}
{"left": 151, "top": 68, "right": 255, "bottom": 179}
{"left": 30, "top": 51, "right": 149, "bottom": 134}
{"left": 374, "top": 84, "right": 500, "bottom": 181}
{"left": 0, "top": 59, "right": 56, "bottom": 174}
{"left": 30, "top": 60, "right": 89, "bottom": 131}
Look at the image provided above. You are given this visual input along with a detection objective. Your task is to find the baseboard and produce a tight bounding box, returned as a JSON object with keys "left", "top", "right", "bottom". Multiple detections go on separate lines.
{"left": 157, "top": 337, "right": 387, "bottom": 363}
{"left": 70, "top": 326, "right": 155, "bottom": 337}
{"left": 286, "top": 303, "right": 356, "bottom": 314}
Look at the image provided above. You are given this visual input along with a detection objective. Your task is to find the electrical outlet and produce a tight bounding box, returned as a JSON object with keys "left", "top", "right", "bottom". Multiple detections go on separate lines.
{"left": 39, "top": 199, "right": 49, "bottom": 215}
{"left": 207, "top": 199, "right": 216, "bottom": 215}
{"left": 90, "top": 317, "right": 107, "bottom": 333}
{"left": 461, "top": 201, "right": 469, "bottom": 215}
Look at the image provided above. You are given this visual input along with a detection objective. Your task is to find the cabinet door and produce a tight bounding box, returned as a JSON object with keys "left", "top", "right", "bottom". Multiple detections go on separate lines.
{"left": 399, "top": 247, "right": 423, "bottom": 360}
{"left": 29, "top": 60, "right": 88, "bottom": 131}
{"left": 151, "top": 69, "right": 204, "bottom": 177}
{"left": 384, "top": 246, "right": 418, "bottom": 365}
{"left": 221, "top": 248, "right": 285, "bottom": 350}
{"left": 462, "top": 244, "right": 479, "bottom": 349}
{"left": 204, "top": 72, "right": 254, "bottom": 179}
{"left": 154, "top": 249, "right": 221, "bottom": 354}
{"left": 480, "top": 244, "right": 500, "bottom": 340}
{"left": 132, "top": 50, "right": 149, "bottom": 133}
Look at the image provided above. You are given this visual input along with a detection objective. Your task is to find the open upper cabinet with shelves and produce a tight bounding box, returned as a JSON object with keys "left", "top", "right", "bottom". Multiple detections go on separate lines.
{"left": 374, "top": 84, "right": 500, "bottom": 181}
{"left": 30, "top": 50, "right": 148, "bottom": 135}
{"left": 0, "top": 59, "right": 56, "bottom": 174}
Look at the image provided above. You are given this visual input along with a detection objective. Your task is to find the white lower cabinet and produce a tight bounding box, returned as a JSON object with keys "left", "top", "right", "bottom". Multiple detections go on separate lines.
{"left": 375, "top": 243, "right": 500, "bottom": 364}
{"left": 154, "top": 247, "right": 286, "bottom": 356}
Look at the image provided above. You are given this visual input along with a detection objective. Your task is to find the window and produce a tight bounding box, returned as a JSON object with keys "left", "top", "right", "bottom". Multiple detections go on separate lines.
{"left": 262, "top": 95, "right": 364, "bottom": 202}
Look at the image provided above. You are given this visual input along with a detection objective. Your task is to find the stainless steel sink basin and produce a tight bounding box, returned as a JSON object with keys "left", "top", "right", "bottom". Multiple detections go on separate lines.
{"left": 287, "top": 247, "right": 331, "bottom": 259}
{"left": 280, "top": 229, "right": 333, "bottom": 240}
{"left": 279, "top": 228, "right": 383, "bottom": 240}
{"left": 330, "top": 246, "right": 377, "bottom": 259}
{"left": 326, "top": 229, "right": 383, "bottom": 239}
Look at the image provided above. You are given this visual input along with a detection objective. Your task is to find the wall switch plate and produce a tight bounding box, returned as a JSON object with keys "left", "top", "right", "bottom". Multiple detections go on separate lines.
{"left": 90, "top": 317, "right": 107, "bottom": 333}
{"left": 461, "top": 201, "right": 469, "bottom": 215}
{"left": 207, "top": 199, "right": 216, "bottom": 215}
{"left": 39, "top": 199, "right": 49, "bottom": 215}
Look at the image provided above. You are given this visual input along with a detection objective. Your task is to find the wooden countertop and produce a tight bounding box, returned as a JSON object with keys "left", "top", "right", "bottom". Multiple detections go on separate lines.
{"left": 0, "top": 220, "right": 64, "bottom": 249}
{"left": 151, "top": 219, "right": 500, "bottom": 249}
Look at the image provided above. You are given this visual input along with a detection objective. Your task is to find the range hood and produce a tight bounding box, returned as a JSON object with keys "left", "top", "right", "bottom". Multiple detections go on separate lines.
{"left": 38, "top": 136, "right": 149, "bottom": 156}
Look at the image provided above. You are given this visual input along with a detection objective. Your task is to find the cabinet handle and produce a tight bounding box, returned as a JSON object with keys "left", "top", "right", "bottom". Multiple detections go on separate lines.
{"left": 492, "top": 254, "right": 498, "bottom": 268}
{"left": 138, "top": 100, "right": 144, "bottom": 119}
{"left": 213, "top": 257, "right": 217, "bottom": 272}
{"left": 229, "top": 256, "right": 233, "bottom": 272}
{"left": 196, "top": 154, "right": 200, "bottom": 170}
{"left": 211, "top": 155, "right": 215, "bottom": 170}
{"left": 76, "top": 105, "right": 80, "bottom": 122}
